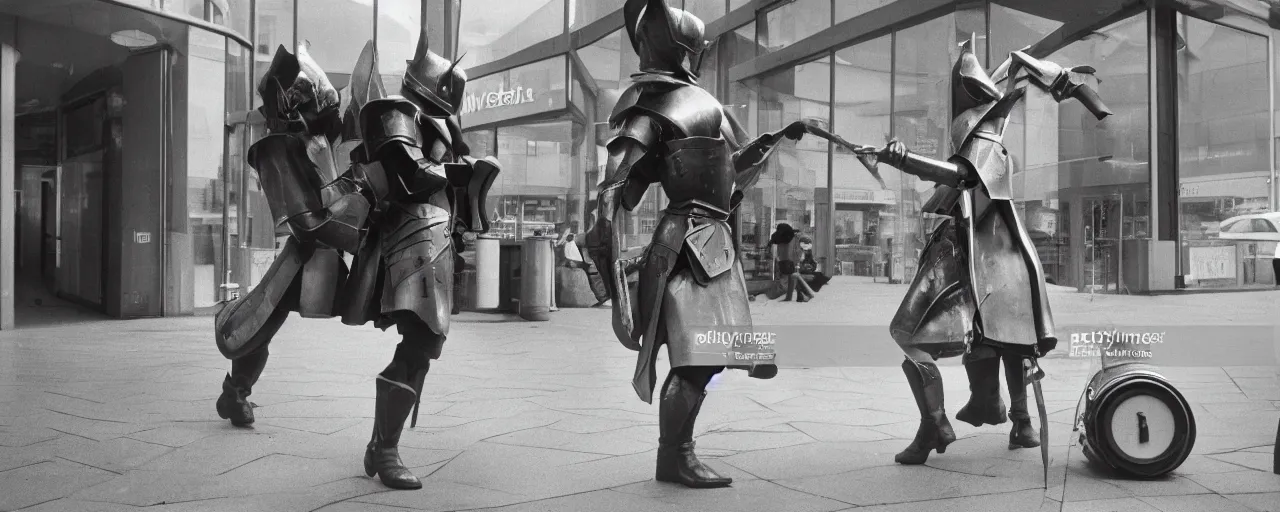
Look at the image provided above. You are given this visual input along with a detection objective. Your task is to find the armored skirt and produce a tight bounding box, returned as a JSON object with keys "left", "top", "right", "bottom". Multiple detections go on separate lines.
{"left": 890, "top": 185, "right": 1053, "bottom": 363}
{"left": 630, "top": 211, "right": 772, "bottom": 402}
{"left": 339, "top": 189, "right": 456, "bottom": 358}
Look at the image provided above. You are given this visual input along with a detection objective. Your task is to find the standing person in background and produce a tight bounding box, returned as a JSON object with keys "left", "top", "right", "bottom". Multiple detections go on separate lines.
{"left": 1273, "top": 241, "right": 1280, "bottom": 288}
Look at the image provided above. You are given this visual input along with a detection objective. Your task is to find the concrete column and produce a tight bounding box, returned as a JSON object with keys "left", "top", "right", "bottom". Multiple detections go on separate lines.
{"left": 0, "top": 41, "right": 16, "bottom": 329}
{"left": 473, "top": 235, "right": 500, "bottom": 309}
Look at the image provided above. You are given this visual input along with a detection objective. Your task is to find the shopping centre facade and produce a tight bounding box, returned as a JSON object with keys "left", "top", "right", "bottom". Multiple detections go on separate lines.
{"left": 0, "top": 0, "right": 1276, "bottom": 326}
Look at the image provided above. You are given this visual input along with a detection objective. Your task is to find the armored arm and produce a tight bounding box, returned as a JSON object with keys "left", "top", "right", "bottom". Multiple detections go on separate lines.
{"left": 727, "top": 116, "right": 810, "bottom": 209}
{"left": 447, "top": 153, "right": 501, "bottom": 234}
{"left": 877, "top": 141, "right": 973, "bottom": 189}
{"left": 250, "top": 44, "right": 371, "bottom": 254}
{"left": 586, "top": 115, "right": 659, "bottom": 349}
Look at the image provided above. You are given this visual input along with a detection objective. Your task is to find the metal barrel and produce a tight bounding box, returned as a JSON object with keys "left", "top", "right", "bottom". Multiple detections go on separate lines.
{"left": 1079, "top": 363, "right": 1196, "bottom": 479}
{"left": 473, "top": 235, "right": 500, "bottom": 309}
{"left": 519, "top": 236, "right": 553, "bottom": 321}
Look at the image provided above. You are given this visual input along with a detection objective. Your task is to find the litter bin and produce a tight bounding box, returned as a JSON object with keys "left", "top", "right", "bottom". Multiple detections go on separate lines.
{"left": 499, "top": 241, "right": 522, "bottom": 313}
{"left": 473, "top": 235, "right": 500, "bottom": 309}
{"left": 520, "top": 236, "right": 554, "bottom": 321}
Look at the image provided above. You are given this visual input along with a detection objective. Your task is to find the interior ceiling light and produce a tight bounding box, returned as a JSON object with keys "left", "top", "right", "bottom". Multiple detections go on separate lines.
{"left": 110, "top": 30, "right": 158, "bottom": 49}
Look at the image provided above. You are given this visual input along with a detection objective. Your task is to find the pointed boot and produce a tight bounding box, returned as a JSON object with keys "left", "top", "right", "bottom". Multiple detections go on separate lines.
{"left": 895, "top": 360, "right": 956, "bottom": 465}
{"left": 364, "top": 369, "right": 424, "bottom": 490}
{"left": 655, "top": 373, "right": 731, "bottom": 488}
{"left": 955, "top": 356, "right": 1007, "bottom": 427}
{"left": 216, "top": 347, "right": 269, "bottom": 427}
{"left": 1004, "top": 354, "right": 1040, "bottom": 449}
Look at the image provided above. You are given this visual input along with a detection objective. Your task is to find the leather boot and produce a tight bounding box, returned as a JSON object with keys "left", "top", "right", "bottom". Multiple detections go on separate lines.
{"left": 1004, "top": 354, "right": 1040, "bottom": 449}
{"left": 895, "top": 360, "right": 956, "bottom": 465}
{"left": 955, "top": 356, "right": 1007, "bottom": 427}
{"left": 216, "top": 346, "right": 269, "bottom": 426}
{"left": 655, "top": 372, "right": 731, "bottom": 488}
{"left": 364, "top": 362, "right": 428, "bottom": 490}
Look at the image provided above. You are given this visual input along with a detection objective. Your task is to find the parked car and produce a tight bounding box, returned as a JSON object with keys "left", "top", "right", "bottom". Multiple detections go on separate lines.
{"left": 1217, "top": 212, "right": 1280, "bottom": 242}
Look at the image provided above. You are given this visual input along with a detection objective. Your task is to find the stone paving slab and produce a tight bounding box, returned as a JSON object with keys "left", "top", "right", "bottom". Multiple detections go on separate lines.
{"left": 0, "top": 278, "right": 1276, "bottom": 511}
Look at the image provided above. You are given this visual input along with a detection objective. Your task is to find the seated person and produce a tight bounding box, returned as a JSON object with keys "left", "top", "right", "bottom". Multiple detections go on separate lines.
{"left": 797, "top": 236, "right": 832, "bottom": 293}
{"left": 767, "top": 224, "right": 816, "bottom": 302}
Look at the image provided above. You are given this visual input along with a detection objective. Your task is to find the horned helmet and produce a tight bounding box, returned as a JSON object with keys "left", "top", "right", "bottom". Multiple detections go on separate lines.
{"left": 951, "top": 36, "right": 1001, "bottom": 121}
{"left": 402, "top": 23, "right": 466, "bottom": 117}
{"left": 624, "top": 0, "right": 710, "bottom": 82}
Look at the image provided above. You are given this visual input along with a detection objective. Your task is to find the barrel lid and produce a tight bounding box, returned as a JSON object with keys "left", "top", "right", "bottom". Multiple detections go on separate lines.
{"left": 1108, "top": 392, "right": 1178, "bottom": 462}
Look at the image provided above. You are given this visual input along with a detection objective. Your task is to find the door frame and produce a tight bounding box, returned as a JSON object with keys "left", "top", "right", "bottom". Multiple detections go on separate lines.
{"left": 1081, "top": 193, "right": 1126, "bottom": 294}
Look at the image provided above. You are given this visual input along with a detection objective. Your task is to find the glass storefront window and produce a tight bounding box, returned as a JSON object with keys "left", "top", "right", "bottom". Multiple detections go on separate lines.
{"left": 491, "top": 121, "right": 579, "bottom": 241}
{"left": 989, "top": 2, "right": 1064, "bottom": 66}
{"left": 830, "top": 35, "right": 892, "bottom": 277}
{"left": 463, "top": 129, "right": 497, "bottom": 159}
{"left": 460, "top": 56, "right": 568, "bottom": 128}
{"left": 681, "top": 0, "right": 727, "bottom": 24}
{"left": 216, "top": 0, "right": 252, "bottom": 37}
{"left": 459, "top": 0, "right": 564, "bottom": 69}
{"left": 995, "top": 12, "right": 1151, "bottom": 292}
{"left": 744, "top": 55, "right": 832, "bottom": 281}
{"left": 189, "top": 28, "right": 229, "bottom": 308}
{"left": 298, "top": 0, "right": 374, "bottom": 87}
{"left": 759, "top": 0, "right": 830, "bottom": 55}
{"left": 890, "top": 15, "right": 955, "bottom": 284}
{"left": 834, "top": 0, "right": 895, "bottom": 23}
{"left": 254, "top": 0, "right": 294, "bottom": 88}
{"left": 724, "top": 23, "right": 759, "bottom": 132}
{"left": 1176, "top": 14, "right": 1271, "bottom": 289}
{"left": 570, "top": 0, "right": 616, "bottom": 29}
{"left": 578, "top": 30, "right": 654, "bottom": 250}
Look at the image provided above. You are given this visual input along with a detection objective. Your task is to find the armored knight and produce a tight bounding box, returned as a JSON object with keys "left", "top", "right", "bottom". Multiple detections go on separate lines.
{"left": 212, "top": 26, "right": 499, "bottom": 491}
{"left": 586, "top": 0, "right": 816, "bottom": 489}
{"left": 869, "top": 38, "right": 1112, "bottom": 465}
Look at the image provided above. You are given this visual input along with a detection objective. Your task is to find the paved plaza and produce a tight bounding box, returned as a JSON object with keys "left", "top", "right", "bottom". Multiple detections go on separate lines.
{"left": 0, "top": 278, "right": 1277, "bottom": 511}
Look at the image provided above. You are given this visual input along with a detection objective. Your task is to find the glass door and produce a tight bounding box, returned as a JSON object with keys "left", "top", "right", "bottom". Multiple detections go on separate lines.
{"left": 1083, "top": 194, "right": 1124, "bottom": 293}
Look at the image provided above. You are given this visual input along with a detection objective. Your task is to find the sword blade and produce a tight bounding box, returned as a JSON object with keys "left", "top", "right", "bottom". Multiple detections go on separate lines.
{"left": 1029, "top": 359, "right": 1050, "bottom": 489}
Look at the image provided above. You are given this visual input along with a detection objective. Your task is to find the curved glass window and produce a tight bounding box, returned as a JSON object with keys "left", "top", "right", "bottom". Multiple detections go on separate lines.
{"left": 297, "top": 0, "right": 374, "bottom": 86}
{"left": 459, "top": 0, "right": 564, "bottom": 69}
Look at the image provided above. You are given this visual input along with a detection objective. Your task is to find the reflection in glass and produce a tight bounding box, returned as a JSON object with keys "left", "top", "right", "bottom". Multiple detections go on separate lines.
{"left": 298, "top": 0, "right": 374, "bottom": 87}
{"left": 577, "top": 30, "right": 656, "bottom": 250}
{"left": 830, "top": 35, "right": 892, "bottom": 277}
{"left": 759, "top": 0, "right": 830, "bottom": 55}
{"left": 834, "top": 0, "right": 895, "bottom": 23}
{"left": 744, "top": 56, "right": 831, "bottom": 281}
{"left": 1176, "top": 14, "right": 1270, "bottom": 289}
{"left": 988, "top": 2, "right": 1063, "bottom": 66}
{"left": 254, "top": 0, "right": 295, "bottom": 88}
{"left": 891, "top": 15, "right": 955, "bottom": 284}
{"left": 491, "top": 121, "right": 579, "bottom": 241}
{"left": 1000, "top": 13, "right": 1150, "bottom": 292}
{"left": 459, "top": 0, "right": 564, "bottom": 68}
{"left": 723, "top": 23, "right": 759, "bottom": 136}
{"left": 189, "top": 29, "right": 228, "bottom": 308}
{"left": 220, "top": 0, "right": 252, "bottom": 37}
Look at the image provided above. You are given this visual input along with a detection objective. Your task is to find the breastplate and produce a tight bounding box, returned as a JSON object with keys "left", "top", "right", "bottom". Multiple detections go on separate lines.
{"left": 958, "top": 132, "right": 1012, "bottom": 200}
{"left": 660, "top": 136, "right": 734, "bottom": 213}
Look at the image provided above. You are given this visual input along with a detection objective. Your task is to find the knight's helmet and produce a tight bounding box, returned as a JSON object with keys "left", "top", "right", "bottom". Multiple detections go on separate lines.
{"left": 402, "top": 23, "right": 466, "bottom": 117}
{"left": 951, "top": 35, "right": 1001, "bottom": 121}
{"left": 625, "top": 0, "right": 710, "bottom": 81}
